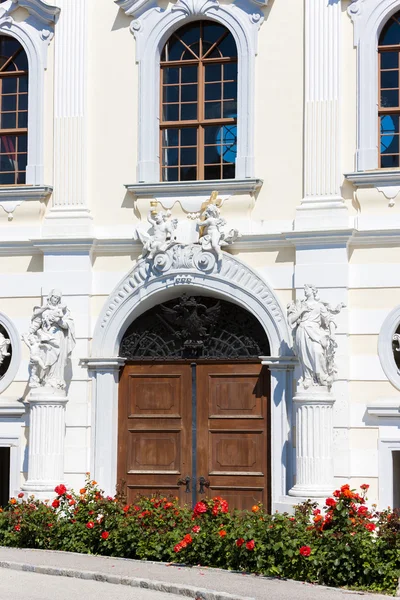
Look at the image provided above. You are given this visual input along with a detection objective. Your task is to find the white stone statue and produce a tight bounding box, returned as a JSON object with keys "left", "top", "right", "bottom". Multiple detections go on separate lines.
{"left": 137, "top": 208, "right": 178, "bottom": 259}
{"left": 22, "top": 289, "right": 76, "bottom": 390}
{"left": 196, "top": 202, "right": 240, "bottom": 261}
{"left": 287, "top": 284, "right": 345, "bottom": 390}
{"left": 0, "top": 331, "right": 10, "bottom": 366}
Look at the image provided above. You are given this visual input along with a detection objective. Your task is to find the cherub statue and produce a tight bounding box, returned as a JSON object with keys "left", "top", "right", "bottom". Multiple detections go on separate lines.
{"left": 197, "top": 202, "right": 240, "bottom": 261}
{"left": 137, "top": 208, "right": 178, "bottom": 260}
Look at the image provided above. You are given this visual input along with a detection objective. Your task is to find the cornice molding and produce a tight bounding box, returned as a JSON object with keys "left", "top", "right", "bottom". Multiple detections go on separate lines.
{"left": 9, "top": 0, "right": 60, "bottom": 24}
{"left": 0, "top": 399, "right": 25, "bottom": 417}
{"left": 126, "top": 179, "right": 263, "bottom": 198}
{"left": 115, "top": 0, "right": 268, "bottom": 20}
{"left": 345, "top": 170, "right": 400, "bottom": 187}
{"left": 367, "top": 402, "right": 400, "bottom": 418}
{"left": 0, "top": 185, "right": 52, "bottom": 220}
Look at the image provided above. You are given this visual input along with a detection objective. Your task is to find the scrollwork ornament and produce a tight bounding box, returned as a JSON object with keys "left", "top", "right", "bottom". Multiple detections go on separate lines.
{"left": 152, "top": 250, "right": 173, "bottom": 274}
{"left": 172, "top": 0, "right": 218, "bottom": 16}
{"left": 347, "top": 0, "right": 364, "bottom": 19}
{"left": 193, "top": 250, "right": 216, "bottom": 273}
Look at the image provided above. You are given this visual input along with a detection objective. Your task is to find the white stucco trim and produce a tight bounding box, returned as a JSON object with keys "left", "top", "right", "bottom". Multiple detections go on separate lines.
{"left": 348, "top": 0, "right": 400, "bottom": 171}
{"left": 378, "top": 438, "right": 400, "bottom": 509}
{"left": 0, "top": 0, "right": 60, "bottom": 184}
{"left": 0, "top": 311, "right": 21, "bottom": 395}
{"left": 378, "top": 304, "right": 400, "bottom": 390}
{"left": 116, "top": 0, "right": 264, "bottom": 182}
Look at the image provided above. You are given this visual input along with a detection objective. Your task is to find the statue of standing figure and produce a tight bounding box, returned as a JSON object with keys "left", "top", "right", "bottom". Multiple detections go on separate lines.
{"left": 287, "top": 284, "right": 345, "bottom": 390}
{"left": 22, "top": 289, "right": 75, "bottom": 390}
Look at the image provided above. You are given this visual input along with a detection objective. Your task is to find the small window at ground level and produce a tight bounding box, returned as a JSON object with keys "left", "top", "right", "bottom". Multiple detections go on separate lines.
{"left": 160, "top": 21, "right": 237, "bottom": 182}
{"left": 0, "top": 36, "right": 28, "bottom": 185}
{"left": 393, "top": 451, "right": 400, "bottom": 509}
{"left": 0, "top": 447, "right": 10, "bottom": 506}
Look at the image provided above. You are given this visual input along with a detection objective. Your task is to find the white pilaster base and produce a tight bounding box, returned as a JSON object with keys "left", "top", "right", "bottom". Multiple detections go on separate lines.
{"left": 21, "top": 387, "right": 68, "bottom": 499}
{"left": 42, "top": 207, "right": 94, "bottom": 237}
{"left": 289, "top": 387, "right": 335, "bottom": 498}
{"left": 295, "top": 197, "right": 349, "bottom": 231}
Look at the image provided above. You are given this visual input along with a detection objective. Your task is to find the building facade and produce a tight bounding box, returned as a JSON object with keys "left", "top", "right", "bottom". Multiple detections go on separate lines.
{"left": 0, "top": 0, "right": 400, "bottom": 512}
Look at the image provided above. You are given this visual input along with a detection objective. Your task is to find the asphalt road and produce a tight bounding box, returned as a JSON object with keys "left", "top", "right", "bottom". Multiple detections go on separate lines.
{"left": 0, "top": 569, "right": 184, "bottom": 600}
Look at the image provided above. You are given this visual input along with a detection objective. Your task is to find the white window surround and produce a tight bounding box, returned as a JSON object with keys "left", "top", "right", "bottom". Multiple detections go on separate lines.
{"left": 0, "top": 435, "right": 22, "bottom": 499}
{"left": 378, "top": 304, "right": 400, "bottom": 391}
{"left": 0, "top": 0, "right": 60, "bottom": 186}
{"left": 0, "top": 310, "right": 22, "bottom": 394}
{"left": 115, "top": 0, "right": 265, "bottom": 183}
{"left": 348, "top": 0, "right": 400, "bottom": 175}
{"left": 378, "top": 439, "right": 400, "bottom": 509}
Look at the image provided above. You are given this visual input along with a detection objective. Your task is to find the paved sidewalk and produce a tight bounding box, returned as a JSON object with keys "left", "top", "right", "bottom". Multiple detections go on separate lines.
{"left": 0, "top": 547, "right": 395, "bottom": 600}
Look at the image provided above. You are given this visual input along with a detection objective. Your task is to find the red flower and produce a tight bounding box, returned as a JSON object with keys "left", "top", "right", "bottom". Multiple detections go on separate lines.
{"left": 192, "top": 525, "right": 201, "bottom": 533}
{"left": 86, "top": 521, "right": 94, "bottom": 529}
{"left": 174, "top": 543, "right": 182, "bottom": 553}
{"left": 341, "top": 484, "right": 350, "bottom": 492}
{"left": 246, "top": 540, "right": 255, "bottom": 551}
{"left": 183, "top": 534, "right": 193, "bottom": 544}
{"left": 360, "top": 484, "right": 370, "bottom": 491}
{"left": 52, "top": 499, "right": 60, "bottom": 509}
{"left": 66, "top": 494, "right": 72, "bottom": 500}
{"left": 333, "top": 489, "right": 341, "bottom": 498}
{"left": 365, "top": 522, "right": 376, "bottom": 532}
{"left": 69, "top": 499, "right": 76, "bottom": 506}
{"left": 236, "top": 538, "right": 244, "bottom": 547}
{"left": 101, "top": 531, "right": 109, "bottom": 540}
{"left": 313, "top": 508, "right": 321, "bottom": 516}
{"left": 164, "top": 502, "right": 173, "bottom": 509}
{"left": 357, "top": 505, "right": 369, "bottom": 515}
{"left": 299, "top": 546, "right": 311, "bottom": 557}
{"left": 14, "top": 524, "right": 20, "bottom": 532}
{"left": 218, "top": 530, "right": 227, "bottom": 538}
{"left": 193, "top": 501, "right": 207, "bottom": 517}
{"left": 54, "top": 484, "right": 67, "bottom": 496}
{"left": 325, "top": 498, "right": 336, "bottom": 507}
{"left": 220, "top": 500, "right": 228, "bottom": 513}
{"left": 17, "top": 492, "right": 24, "bottom": 499}
{"left": 123, "top": 505, "right": 130, "bottom": 513}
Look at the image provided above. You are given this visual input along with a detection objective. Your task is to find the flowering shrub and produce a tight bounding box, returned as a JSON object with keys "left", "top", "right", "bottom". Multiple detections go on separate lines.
{"left": 0, "top": 480, "right": 399, "bottom": 595}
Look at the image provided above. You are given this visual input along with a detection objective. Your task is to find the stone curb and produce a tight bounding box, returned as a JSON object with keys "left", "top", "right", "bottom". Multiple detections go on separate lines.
{"left": 0, "top": 560, "right": 255, "bottom": 600}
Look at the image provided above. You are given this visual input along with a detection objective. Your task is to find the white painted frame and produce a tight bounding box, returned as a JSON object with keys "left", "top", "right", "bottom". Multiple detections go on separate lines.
{"left": 0, "top": 311, "right": 21, "bottom": 394}
{"left": 85, "top": 249, "right": 295, "bottom": 508}
{"left": 378, "top": 304, "right": 400, "bottom": 390}
{"left": 0, "top": 435, "right": 21, "bottom": 499}
{"left": 378, "top": 438, "right": 400, "bottom": 509}
{"left": 117, "top": 0, "right": 264, "bottom": 182}
{"left": 348, "top": 0, "right": 400, "bottom": 171}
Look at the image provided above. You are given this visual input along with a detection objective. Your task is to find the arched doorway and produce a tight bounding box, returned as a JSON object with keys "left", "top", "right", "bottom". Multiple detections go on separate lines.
{"left": 118, "top": 294, "right": 271, "bottom": 511}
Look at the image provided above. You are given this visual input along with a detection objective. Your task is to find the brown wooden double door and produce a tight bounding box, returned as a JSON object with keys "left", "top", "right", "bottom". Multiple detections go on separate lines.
{"left": 118, "top": 362, "right": 270, "bottom": 511}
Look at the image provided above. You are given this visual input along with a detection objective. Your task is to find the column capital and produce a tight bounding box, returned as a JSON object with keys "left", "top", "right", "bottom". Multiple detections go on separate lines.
{"left": 80, "top": 357, "right": 126, "bottom": 372}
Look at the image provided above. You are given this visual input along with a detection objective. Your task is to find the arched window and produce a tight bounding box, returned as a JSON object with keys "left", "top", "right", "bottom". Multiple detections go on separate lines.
{"left": 0, "top": 36, "right": 28, "bottom": 185}
{"left": 160, "top": 21, "right": 237, "bottom": 182}
{"left": 379, "top": 12, "right": 400, "bottom": 169}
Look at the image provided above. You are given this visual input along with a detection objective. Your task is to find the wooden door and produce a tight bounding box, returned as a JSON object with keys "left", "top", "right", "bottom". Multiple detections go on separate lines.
{"left": 196, "top": 363, "right": 270, "bottom": 511}
{"left": 118, "top": 363, "right": 192, "bottom": 505}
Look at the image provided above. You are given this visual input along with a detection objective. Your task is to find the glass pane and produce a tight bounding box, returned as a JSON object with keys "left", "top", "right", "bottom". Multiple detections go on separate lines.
{"left": 162, "top": 128, "right": 179, "bottom": 147}
{"left": 162, "top": 147, "right": 178, "bottom": 166}
{"left": 223, "top": 100, "right": 237, "bottom": 118}
{"left": 19, "top": 76, "right": 28, "bottom": 93}
{"left": 0, "top": 153, "right": 15, "bottom": 170}
{"left": 2, "top": 77, "right": 16, "bottom": 94}
{"left": 182, "top": 44, "right": 199, "bottom": 60}
{"left": 205, "top": 64, "right": 221, "bottom": 82}
{"left": 180, "top": 166, "right": 196, "bottom": 181}
{"left": 179, "top": 23, "right": 201, "bottom": 49}
{"left": 0, "top": 172, "right": 15, "bottom": 184}
{"left": 0, "top": 37, "right": 20, "bottom": 61}
{"left": 164, "top": 37, "right": 187, "bottom": 61}
{"left": 17, "top": 134, "right": 27, "bottom": 152}
{"left": 221, "top": 125, "right": 237, "bottom": 162}
{"left": 18, "top": 112, "right": 27, "bottom": 128}
{"left": 204, "top": 125, "right": 220, "bottom": 144}
{"left": 0, "top": 135, "right": 16, "bottom": 154}
{"left": 223, "top": 164, "right": 235, "bottom": 179}
{"left": 180, "top": 147, "right": 196, "bottom": 165}
{"left": 163, "top": 104, "right": 179, "bottom": 121}
{"left": 223, "top": 81, "right": 237, "bottom": 100}
{"left": 381, "top": 154, "right": 399, "bottom": 167}
{"left": 14, "top": 50, "right": 28, "bottom": 71}
{"left": 381, "top": 114, "right": 400, "bottom": 135}
{"left": 181, "top": 127, "right": 197, "bottom": 146}
{"left": 181, "top": 66, "right": 197, "bottom": 83}
{"left": 17, "top": 152, "right": 27, "bottom": 172}
{"left": 205, "top": 101, "right": 221, "bottom": 119}
{"left": 223, "top": 63, "right": 237, "bottom": 81}
{"left": 381, "top": 70, "right": 399, "bottom": 89}
{"left": 205, "top": 83, "right": 221, "bottom": 101}
{"left": 381, "top": 52, "right": 399, "bottom": 69}
{"left": 163, "top": 67, "right": 179, "bottom": 84}
{"left": 380, "top": 17, "right": 400, "bottom": 46}
{"left": 181, "top": 84, "right": 197, "bottom": 102}
{"left": 204, "top": 145, "right": 221, "bottom": 165}
{"left": 218, "top": 33, "right": 237, "bottom": 58}
{"left": 381, "top": 89, "right": 399, "bottom": 107}
{"left": 203, "top": 23, "right": 227, "bottom": 47}
{"left": 163, "top": 85, "right": 179, "bottom": 103}
{"left": 16, "top": 170, "right": 25, "bottom": 184}
{"left": 204, "top": 165, "right": 221, "bottom": 180}
{"left": 1, "top": 94, "right": 16, "bottom": 112}
{"left": 162, "top": 167, "right": 178, "bottom": 181}
{"left": 0, "top": 112, "right": 16, "bottom": 128}
{"left": 381, "top": 134, "right": 399, "bottom": 154}
{"left": 180, "top": 103, "right": 197, "bottom": 120}
{"left": 18, "top": 93, "right": 28, "bottom": 111}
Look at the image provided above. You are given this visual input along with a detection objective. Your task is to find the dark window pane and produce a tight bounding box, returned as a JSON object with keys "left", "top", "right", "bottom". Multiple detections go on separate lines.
{"left": 223, "top": 164, "right": 235, "bottom": 179}
{"left": 19, "top": 76, "right": 28, "bottom": 93}
{"left": 381, "top": 89, "right": 399, "bottom": 107}
{"left": 1, "top": 94, "right": 16, "bottom": 112}
{"left": 179, "top": 23, "right": 200, "bottom": 47}
{"left": 0, "top": 153, "right": 15, "bottom": 170}
{"left": 1, "top": 112, "right": 16, "bottom": 128}
{"left": 181, "top": 66, "right": 197, "bottom": 83}
{"left": 180, "top": 166, "right": 196, "bottom": 181}
{"left": 221, "top": 125, "right": 237, "bottom": 162}
{"left": 164, "top": 37, "right": 187, "bottom": 61}
{"left": 223, "top": 81, "right": 237, "bottom": 100}
{"left": 205, "top": 64, "right": 221, "bottom": 82}
{"left": 0, "top": 37, "right": 20, "bottom": 61}
{"left": 16, "top": 170, "right": 25, "bottom": 184}
{"left": 0, "top": 135, "right": 16, "bottom": 154}
{"left": 181, "top": 84, "right": 197, "bottom": 102}
{"left": 163, "top": 85, "right": 179, "bottom": 103}
{"left": 181, "top": 128, "right": 197, "bottom": 146}
{"left": 180, "top": 103, "right": 197, "bottom": 120}
{"left": 17, "top": 152, "right": 27, "bottom": 172}
{"left": 2, "top": 77, "right": 16, "bottom": 94}
{"left": 223, "top": 63, "right": 237, "bottom": 81}
{"left": 204, "top": 126, "right": 220, "bottom": 144}
{"left": 180, "top": 147, "right": 196, "bottom": 165}
{"left": 162, "top": 128, "right": 179, "bottom": 147}
{"left": 18, "top": 93, "right": 28, "bottom": 111}
{"left": 203, "top": 23, "right": 227, "bottom": 47}
{"left": 381, "top": 52, "right": 399, "bottom": 69}
{"left": 218, "top": 33, "right": 237, "bottom": 58}
{"left": 381, "top": 70, "right": 399, "bottom": 89}
{"left": 205, "top": 83, "right": 221, "bottom": 101}
{"left": 381, "top": 134, "right": 399, "bottom": 154}
{"left": 163, "top": 67, "right": 179, "bottom": 84}
{"left": 205, "top": 101, "right": 221, "bottom": 119}
{"left": 162, "top": 147, "right": 178, "bottom": 166}
{"left": 380, "top": 17, "right": 400, "bottom": 46}
{"left": 14, "top": 50, "right": 28, "bottom": 71}
{"left": 17, "top": 134, "right": 27, "bottom": 152}
{"left": 204, "top": 165, "right": 221, "bottom": 180}
{"left": 18, "top": 112, "right": 27, "bottom": 128}
{"left": 0, "top": 172, "right": 15, "bottom": 184}
{"left": 163, "top": 104, "right": 179, "bottom": 121}
{"left": 162, "top": 167, "right": 178, "bottom": 181}
{"left": 203, "top": 42, "right": 219, "bottom": 58}
{"left": 381, "top": 154, "right": 399, "bottom": 167}
{"left": 223, "top": 100, "right": 237, "bottom": 119}
{"left": 205, "top": 145, "right": 221, "bottom": 165}
{"left": 182, "top": 44, "right": 199, "bottom": 60}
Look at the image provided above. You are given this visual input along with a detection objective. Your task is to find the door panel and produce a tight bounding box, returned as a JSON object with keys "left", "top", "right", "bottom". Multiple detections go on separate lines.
{"left": 197, "top": 363, "right": 270, "bottom": 511}
{"left": 118, "top": 364, "right": 192, "bottom": 505}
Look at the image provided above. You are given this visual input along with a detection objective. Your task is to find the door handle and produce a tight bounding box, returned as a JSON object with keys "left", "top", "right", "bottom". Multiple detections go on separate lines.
{"left": 177, "top": 475, "right": 191, "bottom": 493}
{"left": 198, "top": 476, "right": 210, "bottom": 494}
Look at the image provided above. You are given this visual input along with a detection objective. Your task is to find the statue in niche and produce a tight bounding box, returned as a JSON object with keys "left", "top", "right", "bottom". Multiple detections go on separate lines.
{"left": 22, "top": 289, "right": 76, "bottom": 390}
{"left": 0, "top": 331, "right": 10, "bottom": 366}
{"left": 287, "top": 284, "right": 345, "bottom": 390}
{"left": 137, "top": 204, "right": 178, "bottom": 260}
{"left": 196, "top": 192, "right": 240, "bottom": 261}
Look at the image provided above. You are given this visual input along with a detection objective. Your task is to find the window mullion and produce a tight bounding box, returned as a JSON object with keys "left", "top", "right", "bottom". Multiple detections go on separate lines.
{"left": 198, "top": 58, "right": 204, "bottom": 179}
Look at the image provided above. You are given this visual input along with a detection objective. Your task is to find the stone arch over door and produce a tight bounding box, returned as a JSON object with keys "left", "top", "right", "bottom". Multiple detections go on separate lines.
{"left": 86, "top": 245, "right": 295, "bottom": 510}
